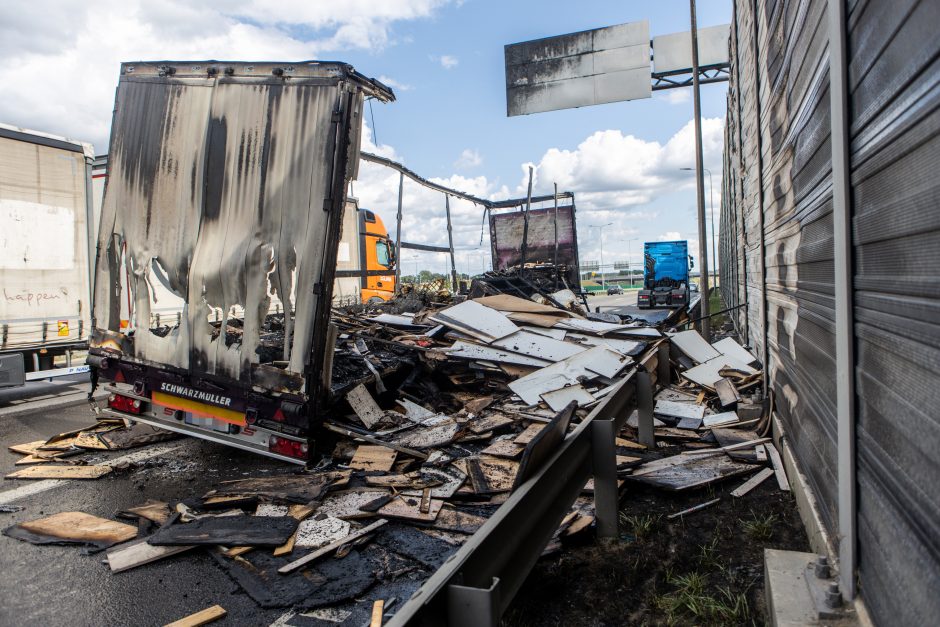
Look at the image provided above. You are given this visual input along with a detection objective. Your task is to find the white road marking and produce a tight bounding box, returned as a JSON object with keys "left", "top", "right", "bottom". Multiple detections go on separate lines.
{"left": 0, "top": 443, "right": 183, "bottom": 505}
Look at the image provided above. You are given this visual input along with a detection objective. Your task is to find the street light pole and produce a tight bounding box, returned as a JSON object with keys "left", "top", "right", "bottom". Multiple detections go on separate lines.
{"left": 588, "top": 223, "right": 614, "bottom": 289}
{"left": 688, "top": 0, "right": 711, "bottom": 340}
{"left": 681, "top": 166, "right": 717, "bottom": 288}
{"left": 624, "top": 238, "right": 638, "bottom": 288}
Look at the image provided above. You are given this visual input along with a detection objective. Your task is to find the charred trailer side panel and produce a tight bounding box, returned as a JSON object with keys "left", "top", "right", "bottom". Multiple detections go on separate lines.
{"left": 88, "top": 61, "right": 393, "bottom": 464}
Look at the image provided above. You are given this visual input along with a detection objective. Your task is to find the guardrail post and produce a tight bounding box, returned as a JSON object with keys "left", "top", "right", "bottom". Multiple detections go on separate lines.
{"left": 448, "top": 577, "right": 500, "bottom": 627}
{"left": 591, "top": 418, "right": 619, "bottom": 539}
{"left": 637, "top": 370, "right": 656, "bottom": 449}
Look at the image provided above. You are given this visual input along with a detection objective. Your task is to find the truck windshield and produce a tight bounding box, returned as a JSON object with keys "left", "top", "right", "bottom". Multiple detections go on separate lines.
{"left": 376, "top": 240, "right": 391, "bottom": 267}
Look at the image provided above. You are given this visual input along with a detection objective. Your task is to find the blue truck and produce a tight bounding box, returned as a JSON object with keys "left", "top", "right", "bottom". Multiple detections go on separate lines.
{"left": 637, "top": 241, "right": 693, "bottom": 309}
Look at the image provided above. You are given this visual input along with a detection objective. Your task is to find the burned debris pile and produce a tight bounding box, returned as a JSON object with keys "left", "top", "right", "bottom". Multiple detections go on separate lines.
{"left": 2, "top": 285, "right": 783, "bottom": 621}
{"left": 624, "top": 328, "right": 786, "bottom": 505}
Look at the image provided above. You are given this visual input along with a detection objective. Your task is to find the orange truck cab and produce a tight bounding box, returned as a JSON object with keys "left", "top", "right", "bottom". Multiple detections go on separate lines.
{"left": 334, "top": 198, "right": 396, "bottom": 305}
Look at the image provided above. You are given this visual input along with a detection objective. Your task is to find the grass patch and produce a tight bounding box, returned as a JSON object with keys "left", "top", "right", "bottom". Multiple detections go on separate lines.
{"left": 654, "top": 570, "right": 752, "bottom": 625}
{"left": 620, "top": 513, "right": 661, "bottom": 540}
{"left": 741, "top": 512, "right": 778, "bottom": 542}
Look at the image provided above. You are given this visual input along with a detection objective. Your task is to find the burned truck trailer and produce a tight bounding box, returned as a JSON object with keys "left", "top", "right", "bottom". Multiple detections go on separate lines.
{"left": 487, "top": 198, "right": 581, "bottom": 293}
{"left": 88, "top": 61, "right": 394, "bottom": 464}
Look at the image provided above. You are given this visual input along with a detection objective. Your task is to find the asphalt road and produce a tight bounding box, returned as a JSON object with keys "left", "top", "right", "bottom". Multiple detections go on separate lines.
{"left": 0, "top": 398, "right": 300, "bottom": 627}
{"left": 583, "top": 289, "right": 638, "bottom": 311}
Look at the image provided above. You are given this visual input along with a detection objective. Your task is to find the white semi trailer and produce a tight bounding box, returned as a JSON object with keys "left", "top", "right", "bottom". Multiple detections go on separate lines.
{"left": 0, "top": 124, "right": 96, "bottom": 387}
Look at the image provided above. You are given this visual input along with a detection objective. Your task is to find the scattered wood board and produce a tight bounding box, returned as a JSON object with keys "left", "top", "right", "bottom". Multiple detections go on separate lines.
{"left": 370, "top": 600, "right": 385, "bottom": 627}
{"left": 627, "top": 455, "right": 761, "bottom": 491}
{"left": 294, "top": 516, "right": 351, "bottom": 549}
{"left": 8, "top": 440, "right": 46, "bottom": 455}
{"left": 755, "top": 444, "right": 768, "bottom": 461}
{"left": 345, "top": 384, "right": 385, "bottom": 429}
{"left": 349, "top": 445, "right": 398, "bottom": 472}
{"left": 6, "top": 465, "right": 112, "bottom": 480}
{"left": 711, "top": 337, "right": 758, "bottom": 366}
{"left": 164, "top": 604, "right": 226, "bottom": 627}
{"left": 490, "top": 330, "right": 586, "bottom": 362}
{"left": 711, "top": 428, "right": 762, "bottom": 462}
{"left": 615, "top": 437, "right": 647, "bottom": 450}
{"left": 432, "top": 300, "right": 520, "bottom": 342}
{"left": 389, "top": 419, "right": 460, "bottom": 449}
{"left": 401, "top": 465, "right": 466, "bottom": 499}
{"left": 278, "top": 518, "right": 388, "bottom": 574}
{"left": 730, "top": 468, "right": 774, "bottom": 497}
{"left": 541, "top": 384, "right": 594, "bottom": 412}
{"left": 765, "top": 443, "right": 790, "bottom": 491}
{"left": 702, "top": 411, "right": 740, "bottom": 428}
{"left": 107, "top": 537, "right": 196, "bottom": 573}
{"left": 430, "top": 506, "right": 487, "bottom": 534}
{"left": 667, "top": 497, "right": 721, "bottom": 519}
{"left": 466, "top": 457, "right": 519, "bottom": 494}
{"left": 655, "top": 399, "right": 706, "bottom": 420}
{"left": 446, "top": 340, "right": 551, "bottom": 367}
{"left": 670, "top": 330, "right": 722, "bottom": 364}
{"left": 514, "top": 423, "right": 545, "bottom": 446}
{"left": 714, "top": 378, "right": 742, "bottom": 408}
{"left": 9, "top": 511, "right": 137, "bottom": 547}
{"left": 148, "top": 516, "right": 298, "bottom": 547}
{"left": 122, "top": 500, "right": 173, "bottom": 524}
{"left": 210, "top": 471, "right": 349, "bottom": 502}
{"left": 73, "top": 431, "right": 110, "bottom": 450}
{"left": 378, "top": 495, "right": 443, "bottom": 522}
{"left": 481, "top": 439, "right": 524, "bottom": 459}
{"left": 468, "top": 412, "right": 514, "bottom": 434}
{"left": 318, "top": 488, "right": 389, "bottom": 520}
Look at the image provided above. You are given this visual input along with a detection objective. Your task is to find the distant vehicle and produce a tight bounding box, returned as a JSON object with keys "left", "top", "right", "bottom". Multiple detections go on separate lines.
{"left": 606, "top": 285, "right": 624, "bottom": 295}
{"left": 333, "top": 201, "right": 397, "bottom": 305}
{"left": 637, "top": 241, "right": 692, "bottom": 309}
{"left": 0, "top": 124, "right": 95, "bottom": 388}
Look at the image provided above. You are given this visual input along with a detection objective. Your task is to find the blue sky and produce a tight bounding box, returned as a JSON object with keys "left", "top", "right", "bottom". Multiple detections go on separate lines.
{"left": 351, "top": 1, "right": 731, "bottom": 181}
{"left": 0, "top": 0, "right": 732, "bottom": 275}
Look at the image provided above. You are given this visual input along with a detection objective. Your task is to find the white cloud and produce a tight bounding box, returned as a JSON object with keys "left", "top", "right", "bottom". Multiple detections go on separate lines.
{"left": 350, "top": 115, "right": 725, "bottom": 274}
{"left": 438, "top": 54, "right": 459, "bottom": 69}
{"left": 454, "top": 148, "right": 482, "bottom": 169}
{"left": 655, "top": 89, "right": 691, "bottom": 105}
{"left": 658, "top": 231, "right": 683, "bottom": 241}
{"left": 0, "top": 0, "right": 448, "bottom": 151}
{"left": 516, "top": 117, "right": 724, "bottom": 210}
{"left": 378, "top": 75, "right": 412, "bottom": 92}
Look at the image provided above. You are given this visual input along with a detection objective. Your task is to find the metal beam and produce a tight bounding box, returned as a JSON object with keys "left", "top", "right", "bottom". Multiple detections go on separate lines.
{"left": 394, "top": 172, "right": 404, "bottom": 295}
{"left": 689, "top": 0, "right": 711, "bottom": 341}
{"left": 828, "top": 0, "right": 857, "bottom": 602}
{"left": 360, "top": 151, "right": 573, "bottom": 211}
{"left": 651, "top": 65, "right": 729, "bottom": 91}
{"left": 400, "top": 241, "right": 452, "bottom": 254}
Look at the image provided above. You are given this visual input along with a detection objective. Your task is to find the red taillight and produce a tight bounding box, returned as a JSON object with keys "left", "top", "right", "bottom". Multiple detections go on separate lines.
{"left": 269, "top": 434, "right": 308, "bottom": 460}
{"left": 108, "top": 393, "right": 142, "bottom": 415}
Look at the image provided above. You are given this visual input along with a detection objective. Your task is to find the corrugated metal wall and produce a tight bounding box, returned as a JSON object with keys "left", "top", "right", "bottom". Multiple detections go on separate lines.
{"left": 721, "top": 0, "right": 940, "bottom": 623}
{"left": 722, "top": 0, "right": 840, "bottom": 536}
{"left": 847, "top": 0, "right": 940, "bottom": 623}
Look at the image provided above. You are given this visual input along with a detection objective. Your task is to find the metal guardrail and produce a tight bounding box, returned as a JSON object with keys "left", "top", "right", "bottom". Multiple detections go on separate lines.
{"left": 388, "top": 342, "right": 670, "bottom": 626}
